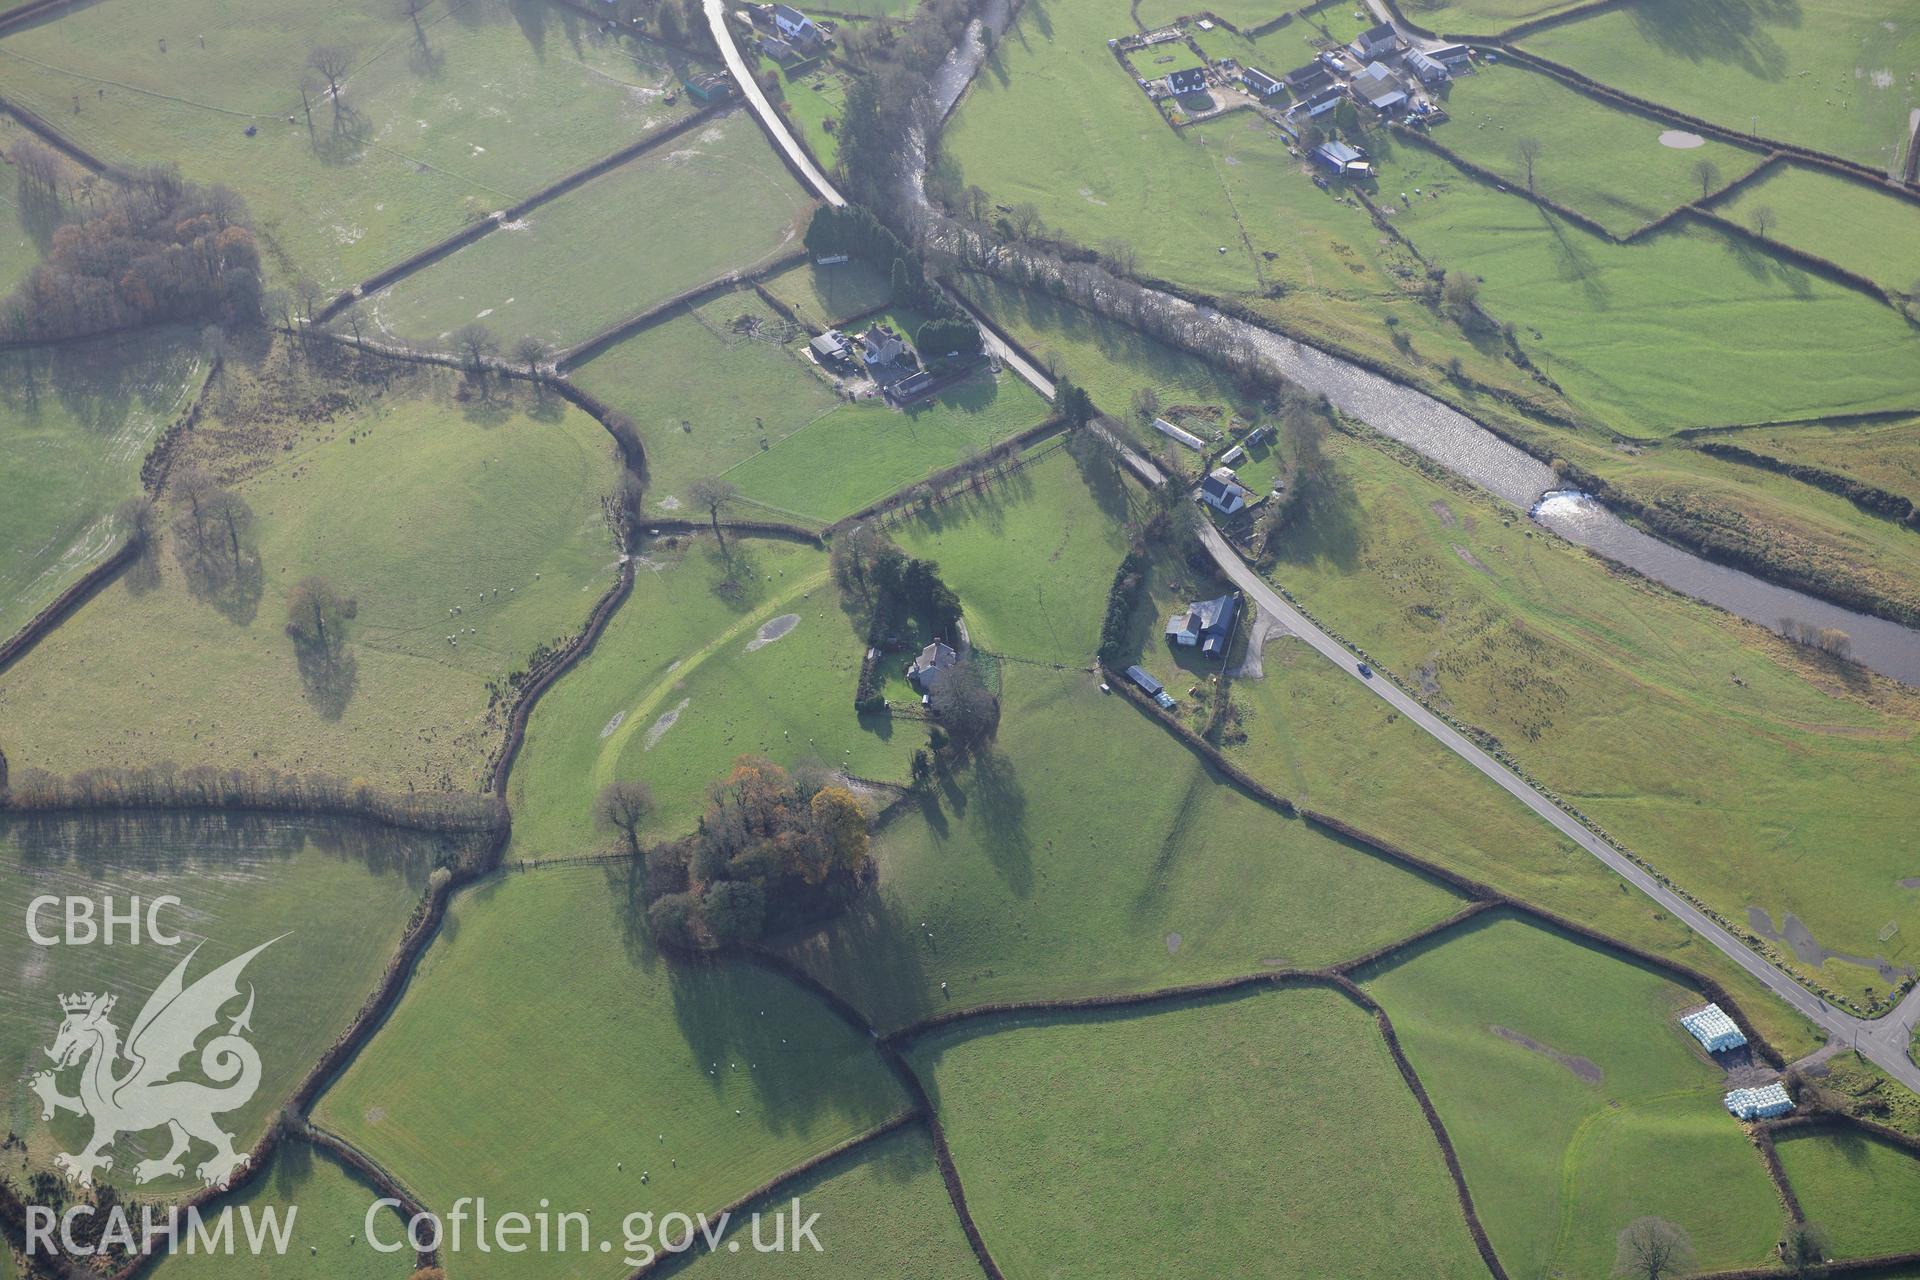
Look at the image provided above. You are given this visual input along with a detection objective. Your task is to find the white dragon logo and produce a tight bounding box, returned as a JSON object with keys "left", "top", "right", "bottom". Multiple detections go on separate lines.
{"left": 30, "top": 938, "right": 280, "bottom": 1189}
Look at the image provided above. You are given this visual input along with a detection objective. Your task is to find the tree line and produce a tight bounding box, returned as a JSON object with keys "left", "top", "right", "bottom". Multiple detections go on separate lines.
{"left": 2, "top": 153, "right": 264, "bottom": 341}
{"left": 1, "top": 761, "right": 506, "bottom": 833}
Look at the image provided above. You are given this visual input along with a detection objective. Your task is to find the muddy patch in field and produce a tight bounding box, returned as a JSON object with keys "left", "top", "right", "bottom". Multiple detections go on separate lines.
{"left": 1415, "top": 663, "right": 1443, "bottom": 699}
{"left": 1492, "top": 1025, "right": 1602, "bottom": 1083}
{"left": 1430, "top": 500, "right": 1456, "bottom": 527}
{"left": 1166, "top": 932, "right": 1182, "bottom": 955}
{"left": 645, "top": 698, "right": 691, "bottom": 750}
{"left": 745, "top": 613, "right": 800, "bottom": 652}
{"left": 600, "top": 710, "right": 627, "bottom": 738}
{"left": 1747, "top": 906, "right": 1912, "bottom": 983}
{"left": 1453, "top": 544, "right": 1492, "bottom": 574}
{"left": 1899, "top": 876, "right": 1920, "bottom": 889}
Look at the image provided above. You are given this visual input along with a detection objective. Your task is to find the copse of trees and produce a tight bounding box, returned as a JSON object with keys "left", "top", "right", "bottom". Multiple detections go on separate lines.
{"left": 1, "top": 166, "right": 263, "bottom": 341}
{"left": 639, "top": 757, "right": 874, "bottom": 950}
{"left": 830, "top": 522, "right": 962, "bottom": 644}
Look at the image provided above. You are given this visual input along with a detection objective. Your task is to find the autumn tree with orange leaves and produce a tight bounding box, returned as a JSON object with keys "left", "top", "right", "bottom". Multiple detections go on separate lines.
{"left": 638, "top": 757, "right": 875, "bottom": 951}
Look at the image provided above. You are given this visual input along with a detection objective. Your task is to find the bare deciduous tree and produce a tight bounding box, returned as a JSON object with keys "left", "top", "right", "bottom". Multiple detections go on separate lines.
{"left": 451, "top": 322, "right": 498, "bottom": 377}
{"left": 687, "top": 476, "right": 739, "bottom": 545}
{"left": 1613, "top": 1217, "right": 1695, "bottom": 1280}
{"left": 512, "top": 334, "right": 548, "bottom": 378}
{"left": 307, "top": 45, "right": 353, "bottom": 107}
{"left": 285, "top": 576, "right": 356, "bottom": 657}
{"left": 1750, "top": 204, "right": 1777, "bottom": 238}
{"left": 594, "top": 779, "right": 655, "bottom": 853}
{"left": 1690, "top": 157, "right": 1721, "bottom": 200}
{"left": 1514, "top": 136, "right": 1542, "bottom": 193}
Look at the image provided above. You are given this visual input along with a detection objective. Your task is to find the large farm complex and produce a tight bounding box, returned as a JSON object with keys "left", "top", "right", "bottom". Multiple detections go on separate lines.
{"left": 2, "top": 0, "right": 1919, "bottom": 1275}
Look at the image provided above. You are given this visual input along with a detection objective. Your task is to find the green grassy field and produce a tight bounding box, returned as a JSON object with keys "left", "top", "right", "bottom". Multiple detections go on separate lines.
{"left": 721, "top": 369, "right": 1051, "bottom": 524}
{"left": 1775, "top": 1127, "right": 1920, "bottom": 1258}
{"left": 667, "top": 1126, "right": 980, "bottom": 1279}
{"left": 0, "top": 811, "right": 432, "bottom": 1195}
{"left": 146, "top": 1144, "right": 413, "bottom": 1280}
{"left": 953, "top": 276, "right": 1252, "bottom": 441}
{"left": 1058, "top": 529, "right": 1811, "bottom": 1056}
{"left": 0, "top": 180, "right": 48, "bottom": 292}
{"left": 940, "top": 0, "right": 1260, "bottom": 295}
{"left": 759, "top": 258, "right": 891, "bottom": 331}
{"left": 1261, "top": 430, "right": 1920, "bottom": 1004}
{"left": 1521, "top": 0, "right": 1920, "bottom": 172}
{"left": 570, "top": 291, "right": 1049, "bottom": 525}
{"left": 314, "top": 864, "right": 907, "bottom": 1280}
{"left": 1433, "top": 62, "right": 1759, "bottom": 235}
{"left": 570, "top": 291, "right": 843, "bottom": 512}
{"left": 1389, "top": 0, "right": 1596, "bottom": 34}
{"left": 906, "top": 986, "right": 1489, "bottom": 1278}
{"left": 786, "top": 659, "right": 1466, "bottom": 1031}
{"left": 1717, "top": 162, "right": 1920, "bottom": 294}
{"left": 1361, "top": 912, "right": 1784, "bottom": 1277}
{"left": 760, "top": 52, "right": 848, "bottom": 171}
{"left": 0, "top": 331, "right": 205, "bottom": 645}
{"left": 1379, "top": 142, "right": 1919, "bottom": 434}
{"left": 1726, "top": 416, "right": 1920, "bottom": 503}
{"left": 0, "top": 366, "right": 621, "bottom": 791}
{"left": 362, "top": 110, "right": 813, "bottom": 351}
{"left": 0, "top": 0, "right": 705, "bottom": 289}
{"left": 1135, "top": 0, "right": 1295, "bottom": 28}
{"left": 592, "top": 539, "right": 916, "bottom": 838}
{"left": 506, "top": 534, "right": 834, "bottom": 856}
{"left": 886, "top": 448, "right": 1130, "bottom": 662}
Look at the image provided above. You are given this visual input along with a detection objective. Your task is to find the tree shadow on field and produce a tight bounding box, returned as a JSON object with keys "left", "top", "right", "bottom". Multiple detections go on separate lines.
{"left": 779, "top": 890, "right": 937, "bottom": 1030}
{"left": 1270, "top": 461, "right": 1363, "bottom": 574}
{"left": 1625, "top": 0, "right": 1798, "bottom": 82}
{"left": 967, "top": 747, "right": 1031, "bottom": 898}
{"left": 293, "top": 638, "right": 359, "bottom": 720}
{"left": 1536, "top": 204, "right": 1609, "bottom": 310}
{"left": 1716, "top": 226, "right": 1814, "bottom": 298}
{"left": 665, "top": 951, "right": 903, "bottom": 1139}
{"left": 171, "top": 524, "right": 265, "bottom": 625}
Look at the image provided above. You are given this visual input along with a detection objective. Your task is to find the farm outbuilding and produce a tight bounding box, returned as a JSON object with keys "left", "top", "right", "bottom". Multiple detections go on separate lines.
{"left": 1313, "top": 140, "right": 1374, "bottom": 178}
{"left": 1350, "top": 62, "right": 1408, "bottom": 113}
{"left": 1724, "top": 1084, "right": 1793, "bottom": 1120}
{"left": 1152, "top": 417, "right": 1206, "bottom": 451}
{"left": 1242, "top": 67, "right": 1285, "bottom": 100}
{"left": 1679, "top": 1004, "right": 1747, "bottom": 1054}
{"left": 1125, "top": 665, "right": 1177, "bottom": 708}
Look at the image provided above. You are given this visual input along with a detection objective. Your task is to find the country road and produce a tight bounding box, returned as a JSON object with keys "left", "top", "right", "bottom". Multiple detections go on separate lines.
{"left": 706, "top": 0, "right": 1920, "bottom": 1091}
{"left": 703, "top": 0, "right": 845, "bottom": 209}
{"left": 1195, "top": 521, "right": 1920, "bottom": 1092}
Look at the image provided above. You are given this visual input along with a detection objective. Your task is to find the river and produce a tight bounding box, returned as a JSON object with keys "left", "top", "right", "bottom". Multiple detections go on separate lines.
{"left": 902, "top": 0, "right": 1920, "bottom": 685}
